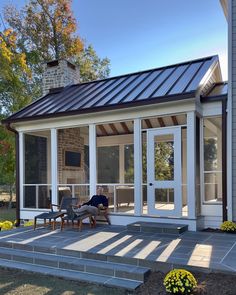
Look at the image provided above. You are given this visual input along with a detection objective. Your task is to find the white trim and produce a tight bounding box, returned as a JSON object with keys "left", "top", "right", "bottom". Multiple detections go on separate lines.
{"left": 13, "top": 100, "right": 196, "bottom": 132}
{"left": 89, "top": 124, "right": 96, "bottom": 196}
{"left": 200, "top": 117, "right": 205, "bottom": 209}
{"left": 134, "top": 118, "right": 142, "bottom": 216}
{"left": 187, "top": 111, "right": 196, "bottom": 219}
{"left": 51, "top": 128, "right": 58, "bottom": 205}
{"left": 227, "top": 0, "right": 233, "bottom": 221}
{"left": 119, "top": 145, "right": 125, "bottom": 183}
{"left": 19, "top": 132, "right": 24, "bottom": 211}
{"left": 202, "top": 102, "right": 222, "bottom": 116}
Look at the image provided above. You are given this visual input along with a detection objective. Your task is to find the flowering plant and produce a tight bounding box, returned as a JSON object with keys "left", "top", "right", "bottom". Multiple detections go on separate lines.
{"left": 24, "top": 220, "right": 34, "bottom": 227}
{"left": 0, "top": 220, "right": 13, "bottom": 231}
{"left": 220, "top": 221, "right": 236, "bottom": 232}
{"left": 164, "top": 269, "right": 197, "bottom": 294}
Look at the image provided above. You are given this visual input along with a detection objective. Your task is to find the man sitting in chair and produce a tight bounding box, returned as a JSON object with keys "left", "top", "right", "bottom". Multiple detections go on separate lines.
{"left": 73, "top": 187, "right": 110, "bottom": 226}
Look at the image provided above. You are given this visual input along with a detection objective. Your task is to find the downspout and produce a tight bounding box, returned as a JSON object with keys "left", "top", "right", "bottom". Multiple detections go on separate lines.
{"left": 5, "top": 123, "right": 20, "bottom": 227}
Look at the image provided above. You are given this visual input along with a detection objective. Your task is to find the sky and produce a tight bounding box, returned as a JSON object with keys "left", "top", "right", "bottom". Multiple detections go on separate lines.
{"left": 0, "top": 0, "right": 228, "bottom": 80}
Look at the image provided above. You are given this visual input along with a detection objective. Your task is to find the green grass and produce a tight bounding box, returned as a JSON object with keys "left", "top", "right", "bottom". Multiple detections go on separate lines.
{"left": 0, "top": 268, "right": 126, "bottom": 295}
{"left": 0, "top": 208, "right": 16, "bottom": 222}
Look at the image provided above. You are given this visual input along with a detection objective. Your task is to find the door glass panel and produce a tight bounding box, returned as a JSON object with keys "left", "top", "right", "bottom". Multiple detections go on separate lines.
{"left": 155, "top": 188, "right": 174, "bottom": 210}
{"left": 154, "top": 134, "right": 174, "bottom": 181}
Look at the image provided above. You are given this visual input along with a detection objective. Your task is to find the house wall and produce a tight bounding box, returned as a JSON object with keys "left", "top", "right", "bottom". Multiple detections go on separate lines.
{"left": 231, "top": 0, "right": 236, "bottom": 220}
{"left": 57, "top": 128, "right": 85, "bottom": 184}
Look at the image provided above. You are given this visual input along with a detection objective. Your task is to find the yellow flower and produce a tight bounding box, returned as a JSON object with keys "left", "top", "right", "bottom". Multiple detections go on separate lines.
{"left": 1, "top": 220, "right": 13, "bottom": 230}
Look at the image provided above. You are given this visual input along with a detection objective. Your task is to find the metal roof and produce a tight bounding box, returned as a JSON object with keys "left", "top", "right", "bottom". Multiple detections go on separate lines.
{"left": 4, "top": 55, "right": 220, "bottom": 123}
{"left": 201, "top": 82, "right": 228, "bottom": 102}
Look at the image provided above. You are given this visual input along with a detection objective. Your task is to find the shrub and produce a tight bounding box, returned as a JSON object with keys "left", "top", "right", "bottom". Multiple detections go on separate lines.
{"left": 164, "top": 269, "right": 197, "bottom": 294}
{"left": 0, "top": 220, "right": 13, "bottom": 231}
{"left": 24, "top": 220, "right": 34, "bottom": 227}
{"left": 220, "top": 221, "right": 236, "bottom": 232}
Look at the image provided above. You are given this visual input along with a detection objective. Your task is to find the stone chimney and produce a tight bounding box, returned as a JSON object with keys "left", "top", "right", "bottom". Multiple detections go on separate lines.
{"left": 42, "top": 60, "right": 80, "bottom": 96}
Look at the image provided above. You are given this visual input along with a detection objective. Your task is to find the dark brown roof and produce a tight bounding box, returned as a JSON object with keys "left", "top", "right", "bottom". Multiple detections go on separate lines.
{"left": 4, "top": 55, "right": 219, "bottom": 123}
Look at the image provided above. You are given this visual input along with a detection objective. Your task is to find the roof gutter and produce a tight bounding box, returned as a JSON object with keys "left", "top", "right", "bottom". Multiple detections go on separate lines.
{"left": 4, "top": 123, "right": 20, "bottom": 227}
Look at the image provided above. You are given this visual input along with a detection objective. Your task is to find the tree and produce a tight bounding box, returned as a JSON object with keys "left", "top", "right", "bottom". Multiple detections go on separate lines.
{"left": 77, "top": 45, "right": 110, "bottom": 82}
{"left": 0, "top": 28, "right": 31, "bottom": 207}
{"left": 0, "top": 28, "right": 32, "bottom": 116}
{"left": 0, "top": 0, "right": 110, "bottom": 200}
{"left": 0, "top": 124, "right": 16, "bottom": 208}
{"left": 3, "top": 0, "right": 110, "bottom": 93}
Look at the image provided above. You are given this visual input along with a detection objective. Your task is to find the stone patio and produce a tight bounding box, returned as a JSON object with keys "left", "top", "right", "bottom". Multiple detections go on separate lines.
{"left": 0, "top": 224, "right": 235, "bottom": 274}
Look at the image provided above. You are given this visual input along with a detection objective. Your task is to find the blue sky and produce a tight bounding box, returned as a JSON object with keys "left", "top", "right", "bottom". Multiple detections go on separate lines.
{"left": 0, "top": 0, "right": 228, "bottom": 79}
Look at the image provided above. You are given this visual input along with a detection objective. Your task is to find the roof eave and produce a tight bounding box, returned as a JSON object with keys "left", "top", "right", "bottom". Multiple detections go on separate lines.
{"left": 220, "top": 0, "right": 228, "bottom": 20}
{"left": 3, "top": 91, "right": 196, "bottom": 125}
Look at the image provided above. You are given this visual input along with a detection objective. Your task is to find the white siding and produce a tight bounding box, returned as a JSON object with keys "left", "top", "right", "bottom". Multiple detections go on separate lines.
{"left": 231, "top": 0, "right": 236, "bottom": 220}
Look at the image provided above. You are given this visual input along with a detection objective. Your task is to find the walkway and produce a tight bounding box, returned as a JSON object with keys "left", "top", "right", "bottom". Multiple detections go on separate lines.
{"left": 0, "top": 224, "right": 235, "bottom": 274}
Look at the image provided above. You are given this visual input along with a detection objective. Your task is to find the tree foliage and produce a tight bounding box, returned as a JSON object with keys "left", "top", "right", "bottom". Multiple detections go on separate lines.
{"left": 0, "top": 28, "right": 31, "bottom": 116}
{"left": 77, "top": 45, "right": 110, "bottom": 82}
{"left": 0, "top": 0, "right": 111, "bottom": 190}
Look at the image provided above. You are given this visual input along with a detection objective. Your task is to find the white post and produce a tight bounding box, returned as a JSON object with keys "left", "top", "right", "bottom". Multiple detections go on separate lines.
{"left": 19, "top": 132, "right": 24, "bottom": 210}
{"left": 187, "top": 111, "right": 196, "bottom": 219}
{"left": 134, "top": 118, "right": 142, "bottom": 215}
{"left": 51, "top": 128, "right": 58, "bottom": 205}
{"left": 89, "top": 124, "right": 97, "bottom": 197}
{"left": 119, "top": 145, "right": 125, "bottom": 183}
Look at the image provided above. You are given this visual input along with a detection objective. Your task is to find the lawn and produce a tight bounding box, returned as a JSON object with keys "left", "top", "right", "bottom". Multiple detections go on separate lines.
{"left": 0, "top": 208, "right": 16, "bottom": 222}
{"left": 0, "top": 268, "right": 125, "bottom": 295}
{"left": 0, "top": 268, "right": 235, "bottom": 295}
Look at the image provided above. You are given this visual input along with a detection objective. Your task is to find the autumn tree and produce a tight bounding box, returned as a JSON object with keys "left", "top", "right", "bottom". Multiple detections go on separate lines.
{"left": 0, "top": 0, "right": 110, "bottom": 195}
{"left": 3, "top": 0, "right": 110, "bottom": 98}
{"left": 0, "top": 28, "right": 32, "bottom": 116}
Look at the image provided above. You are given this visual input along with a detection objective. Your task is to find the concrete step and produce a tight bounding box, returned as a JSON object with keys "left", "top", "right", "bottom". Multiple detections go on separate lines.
{"left": 0, "top": 258, "right": 141, "bottom": 290}
{"left": 127, "top": 221, "right": 188, "bottom": 234}
{"left": 0, "top": 247, "right": 150, "bottom": 282}
{"left": 0, "top": 245, "right": 150, "bottom": 290}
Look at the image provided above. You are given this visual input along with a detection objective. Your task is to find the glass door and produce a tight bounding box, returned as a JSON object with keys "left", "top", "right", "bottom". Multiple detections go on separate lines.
{"left": 147, "top": 127, "right": 182, "bottom": 216}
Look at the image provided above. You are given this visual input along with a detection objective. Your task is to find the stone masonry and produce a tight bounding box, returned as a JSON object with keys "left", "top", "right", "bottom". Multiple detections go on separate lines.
{"left": 42, "top": 60, "right": 80, "bottom": 96}
{"left": 57, "top": 128, "right": 86, "bottom": 185}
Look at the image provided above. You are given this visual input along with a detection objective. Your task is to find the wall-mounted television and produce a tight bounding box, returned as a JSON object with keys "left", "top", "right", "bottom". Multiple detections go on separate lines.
{"left": 64, "top": 150, "right": 81, "bottom": 167}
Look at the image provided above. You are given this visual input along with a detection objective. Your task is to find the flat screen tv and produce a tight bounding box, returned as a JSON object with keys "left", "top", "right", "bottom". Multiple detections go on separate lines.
{"left": 65, "top": 150, "right": 81, "bottom": 167}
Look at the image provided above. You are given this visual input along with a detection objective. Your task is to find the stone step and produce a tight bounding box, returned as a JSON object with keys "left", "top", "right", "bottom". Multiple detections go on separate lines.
{"left": 0, "top": 246, "right": 150, "bottom": 282}
{"left": 0, "top": 258, "right": 142, "bottom": 290}
{"left": 127, "top": 221, "right": 188, "bottom": 234}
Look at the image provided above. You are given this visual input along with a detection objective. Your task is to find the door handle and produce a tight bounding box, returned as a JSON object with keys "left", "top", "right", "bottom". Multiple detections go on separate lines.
{"left": 149, "top": 183, "right": 153, "bottom": 186}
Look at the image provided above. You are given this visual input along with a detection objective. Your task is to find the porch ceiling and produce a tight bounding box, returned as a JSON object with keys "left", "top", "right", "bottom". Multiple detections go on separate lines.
{"left": 4, "top": 56, "right": 219, "bottom": 124}
{"left": 201, "top": 82, "right": 227, "bottom": 103}
{"left": 96, "top": 114, "right": 186, "bottom": 136}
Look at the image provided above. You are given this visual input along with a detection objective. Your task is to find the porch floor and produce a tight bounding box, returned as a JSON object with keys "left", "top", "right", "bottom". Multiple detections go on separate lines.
{"left": 0, "top": 223, "right": 235, "bottom": 274}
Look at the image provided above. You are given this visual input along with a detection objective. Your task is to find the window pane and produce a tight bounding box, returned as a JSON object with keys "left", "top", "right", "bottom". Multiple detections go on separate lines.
{"left": 154, "top": 134, "right": 174, "bottom": 181}
{"left": 124, "top": 144, "right": 134, "bottom": 183}
{"left": 24, "top": 134, "right": 48, "bottom": 184}
{"left": 97, "top": 146, "right": 119, "bottom": 183}
{"left": 155, "top": 188, "right": 174, "bottom": 210}
{"left": 203, "top": 117, "right": 222, "bottom": 202}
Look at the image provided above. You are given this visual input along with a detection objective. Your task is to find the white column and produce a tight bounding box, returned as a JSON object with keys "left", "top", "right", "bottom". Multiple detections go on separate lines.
{"left": 187, "top": 111, "right": 196, "bottom": 219}
{"left": 119, "top": 145, "right": 125, "bottom": 183}
{"left": 89, "top": 124, "right": 97, "bottom": 197}
{"left": 19, "top": 132, "right": 24, "bottom": 210}
{"left": 51, "top": 128, "right": 58, "bottom": 205}
{"left": 134, "top": 118, "right": 142, "bottom": 215}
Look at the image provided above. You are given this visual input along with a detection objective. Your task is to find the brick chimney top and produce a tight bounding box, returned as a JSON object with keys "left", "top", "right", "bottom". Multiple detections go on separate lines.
{"left": 42, "top": 59, "right": 80, "bottom": 96}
